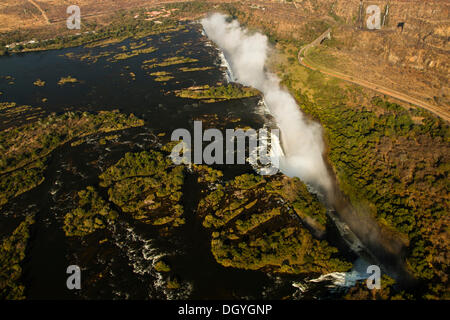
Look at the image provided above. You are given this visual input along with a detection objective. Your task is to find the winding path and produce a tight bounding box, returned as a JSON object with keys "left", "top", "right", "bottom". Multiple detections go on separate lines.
{"left": 28, "top": 0, "right": 50, "bottom": 24}
{"left": 298, "top": 28, "right": 450, "bottom": 122}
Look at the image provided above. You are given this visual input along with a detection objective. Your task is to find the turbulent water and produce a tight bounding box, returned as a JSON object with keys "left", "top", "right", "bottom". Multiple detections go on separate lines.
{"left": 211, "top": 39, "right": 285, "bottom": 176}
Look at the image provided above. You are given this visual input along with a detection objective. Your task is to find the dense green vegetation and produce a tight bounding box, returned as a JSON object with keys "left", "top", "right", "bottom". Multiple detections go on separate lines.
{"left": 1, "top": 11, "right": 184, "bottom": 54}
{"left": 211, "top": 226, "right": 349, "bottom": 274}
{"left": 0, "top": 109, "right": 143, "bottom": 174}
{"left": 64, "top": 50, "right": 114, "bottom": 64}
{"left": 63, "top": 187, "right": 118, "bottom": 237}
{"left": 193, "top": 164, "right": 223, "bottom": 184}
{"left": 57, "top": 76, "right": 78, "bottom": 86}
{"left": 99, "top": 150, "right": 185, "bottom": 227}
{"left": 304, "top": 101, "right": 449, "bottom": 298}
{"left": 235, "top": 208, "right": 281, "bottom": 235}
{"left": 0, "top": 106, "right": 144, "bottom": 209}
{"left": 67, "top": 142, "right": 342, "bottom": 282}
{"left": 197, "top": 172, "right": 351, "bottom": 274}
{"left": 0, "top": 160, "right": 46, "bottom": 207}
{"left": 179, "top": 66, "right": 213, "bottom": 72}
{"left": 0, "top": 215, "right": 34, "bottom": 300}
{"left": 174, "top": 84, "right": 260, "bottom": 102}
{"left": 265, "top": 176, "right": 327, "bottom": 226}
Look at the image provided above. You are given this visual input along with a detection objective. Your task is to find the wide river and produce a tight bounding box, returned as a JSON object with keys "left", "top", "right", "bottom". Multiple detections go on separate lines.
{"left": 0, "top": 22, "right": 362, "bottom": 299}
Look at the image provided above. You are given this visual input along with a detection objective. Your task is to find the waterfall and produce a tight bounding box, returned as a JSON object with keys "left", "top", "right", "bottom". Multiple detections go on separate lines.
{"left": 201, "top": 13, "right": 333, "bottom": 194}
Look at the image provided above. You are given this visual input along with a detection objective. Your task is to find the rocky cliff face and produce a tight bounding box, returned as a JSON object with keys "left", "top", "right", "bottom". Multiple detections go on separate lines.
{"left": 284, "top": 0, "right": 449, "bottom": 107}
{"left": 333, "top": 0, "right": 448, "bottom": 106}
{"left": 332, "top": 1, "right": 449, "bottom": 73}
{"left": 232, "top": 0, "right": 448, "bottom": 107}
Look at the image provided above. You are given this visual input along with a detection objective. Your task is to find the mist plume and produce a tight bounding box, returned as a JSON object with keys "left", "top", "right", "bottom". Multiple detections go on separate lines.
{"left": 201, "top": 13, "right": 332, "bottom": 194}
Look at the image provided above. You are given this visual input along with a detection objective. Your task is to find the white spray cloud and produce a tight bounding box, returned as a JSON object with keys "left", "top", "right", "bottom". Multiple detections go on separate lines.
{"left": 201, "top": 13, "right": 332, "bottom": 194}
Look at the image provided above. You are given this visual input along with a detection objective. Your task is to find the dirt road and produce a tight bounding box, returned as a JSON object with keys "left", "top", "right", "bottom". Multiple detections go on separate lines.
{"left": 298, "top": 29, "right": 450, "bottom": 122}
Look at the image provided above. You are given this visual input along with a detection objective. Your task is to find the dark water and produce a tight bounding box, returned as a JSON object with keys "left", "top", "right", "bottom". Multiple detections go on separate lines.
{"left": 1, "top": 23, "right": 323, "bottom": 299}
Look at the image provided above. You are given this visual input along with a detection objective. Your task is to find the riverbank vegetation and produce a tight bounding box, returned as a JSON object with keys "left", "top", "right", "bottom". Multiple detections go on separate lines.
{"left": 63, "top": 187, "right": 118, "bottom": 237}
{"left": 0, "top": 215, "right": 34, "bottom": 300}
{"left": 197, "top": 172, "right": 350, "bottom": 274}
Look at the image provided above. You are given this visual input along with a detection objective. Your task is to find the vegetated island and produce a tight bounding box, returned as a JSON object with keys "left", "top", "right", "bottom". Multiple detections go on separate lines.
{"left": 0, "top": 104, "right": 144, "bottom": 208}
{"left": 173, "top": 83, "right": 260, "bottom": 103}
